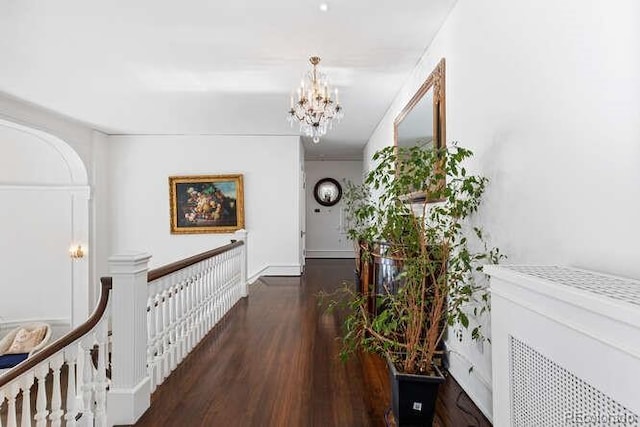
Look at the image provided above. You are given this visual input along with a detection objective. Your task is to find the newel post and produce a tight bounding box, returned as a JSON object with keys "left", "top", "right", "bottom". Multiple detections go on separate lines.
{"left": 234, "top": 229, "right": 248, "bottom": 297}
{"left": 107, "top": 252, "right": 152, "bottom": 425}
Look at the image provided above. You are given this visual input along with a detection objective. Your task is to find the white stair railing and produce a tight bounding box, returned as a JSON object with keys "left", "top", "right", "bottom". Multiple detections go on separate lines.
{"left": 0, "top": 278, "right": 112, "bottom": 427}
{"left": 1, "top": 230, "right": 248, "bottom": 427}
{"left": 146, "top": 231, "right": 247, "bottom": 392}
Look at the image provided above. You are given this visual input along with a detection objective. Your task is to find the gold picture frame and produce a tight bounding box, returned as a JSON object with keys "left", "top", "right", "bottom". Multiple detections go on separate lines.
{"left": 169, "top": 174, "right": 245, "bottom": 234}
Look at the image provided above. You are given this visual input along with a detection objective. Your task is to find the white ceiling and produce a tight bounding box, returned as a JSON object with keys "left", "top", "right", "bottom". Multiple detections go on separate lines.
{"left": 0, "top": 0, "right": 456, "bottom": 159}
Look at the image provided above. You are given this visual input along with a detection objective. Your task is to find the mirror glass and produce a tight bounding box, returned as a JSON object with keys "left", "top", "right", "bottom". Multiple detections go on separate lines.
{"left": 313, "top": 178, "right": 342, "bottom": 207}
{"left": 396, "top": 88, "right": 434, "bottom": 151}
{"left": 394, "top": 58, "right": 446, "bottom": 202}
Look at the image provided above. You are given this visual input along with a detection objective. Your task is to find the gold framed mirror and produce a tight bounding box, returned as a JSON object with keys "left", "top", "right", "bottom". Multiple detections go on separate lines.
{"left": 394, "top": 58, "right": 446, "bottom": 202}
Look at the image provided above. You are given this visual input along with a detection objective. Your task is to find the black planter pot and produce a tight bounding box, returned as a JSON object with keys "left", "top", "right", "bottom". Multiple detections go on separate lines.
{"left": 387, "top": 357, "right": 445, "bottom": 427}
{"left": 354, "top": 269, "right": 362, "bottom": 293}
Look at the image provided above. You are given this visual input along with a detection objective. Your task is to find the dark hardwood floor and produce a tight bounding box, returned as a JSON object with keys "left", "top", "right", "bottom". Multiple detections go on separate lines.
{"left": 134, "top": 258, "right": 491, "bottom": 427}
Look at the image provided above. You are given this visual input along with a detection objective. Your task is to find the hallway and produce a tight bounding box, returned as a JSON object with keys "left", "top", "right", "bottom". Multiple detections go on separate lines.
{"left": 134, "top": 258, "right": 489, "bottom": 426}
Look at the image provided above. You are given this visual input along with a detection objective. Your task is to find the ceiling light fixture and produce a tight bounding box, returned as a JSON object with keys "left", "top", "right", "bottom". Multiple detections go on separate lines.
{"left": 319, "top": 3, "right": 329, "bottom": 12}
{"left": 287, "top": 56, "right": 343, "bottom": 144}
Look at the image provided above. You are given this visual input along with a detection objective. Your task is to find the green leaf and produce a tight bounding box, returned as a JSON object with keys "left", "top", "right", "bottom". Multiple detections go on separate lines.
{"left": 459, "top": 312, "right": 469, "bottom": 328}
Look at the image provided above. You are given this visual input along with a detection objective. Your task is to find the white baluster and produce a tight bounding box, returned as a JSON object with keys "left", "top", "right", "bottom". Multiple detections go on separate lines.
{"left": 33, "top": 363, "right": 49, "bottom": 427}
{"left": 209, "top": 263, "right": 215, "bottom": 327}
{"left": 229, "top": 252, "right": 235, "bottom": 305}
{"left": 203, "top": 267, "right": 209, "bottom": 332}
{"left": 203, "top": 266, "right": 209, "bottom": 334}
{"left": 234, "top": 251, "right": 239, "bottom": 298}
{"left": 64, "top": 346, "right": 78, "bottom": 427}
{"left": 175, "top": 281, "right": 184, "bottom": 364}
{"left": 74, "top": 341, "right": 85, "bottom": 416}
{"left": 154, "top": 293, "right": 163, "bottom": 387}
{"left": 164, "top": 288, "right": 175, "bottom": 376}
{"left": 146, "top": 295, "right": 156, "bottom": 392}
{"left": 228, "top": 252, "right": 233, "bottom": 309}
{"left": 94, "top": 325, "right": 108, "bottom": 427}
{"left": 237, "top": 250, "right": 242, "bottom": 302}
{"left": 208, "top": 262, "right": 215, "bottom": 329}
{"left": 201, "top": 268, "right": 207, "bottom": 335}
{"left": 20, "top": 371, "right": 34, "bottom": 427}
{"left": 163, "top": 285, "right": 171, "bottom": 381}
{"left": 202, "top": 264, "right": 209, "bottom": 332}
{"left": 179, "top": 278, "right": 186, "bottom": 355}
{"left": 172, "top": 281, "right": 179, "bottom": 364}
{"left": 214, "top": 258, "right": 221, "bottom": 324}
{"left": 224, "top": 253, "right": 230, "bottom": 312}
{"left": 169, "top": 281, "right": 179, "bottom": 368}
{"left": 223, "top": 255, "right": 228, "bottom": 317}
{"left": 230, "top": 252, "right": 236, "bottom": 304}
{"left": 191, "top": 275, "right": 196, "bottom": 349}
{"left": 80, "top": 341, "right": 94, "bottom": 426}
{"left": 196, "top": 269, "right": 203, "bottom": 341}
{"left": 211, "top": 258, "right": 218, "bottom": 327}
{"left": 157, "top": 287, "right": 165, "bottom": 382}
{"left": 7, "top": 382, "right": 19, "bottom": 427}
{"left": 49, "top": 353, "right": 64, "bottom": 426}
{"left": 186, "top": 278, "right": 194, "bottom": 352}
{"left": 188, "top": 272, "right": 195, "bottom": 345}
{"left": 216, "top": 262, "right": 221, "bottom": 318}
{"left": 185, "top": 277, "right": 191, "bottom": 353}
{"left": 229, "top": 254, "right": 234, "bottom": 306}
{"left": 172, "top": 283, "right": 180, "bottom": 367}
{"left": 191, "top": 270, "right": 198, "bottom": 344}
{"left": 222, "top": 255, "right": 227, "bottom": 315}
{"left": 161, "top": 286, "right": 170, "bottom": 380}
{"left": 193, "top": 273, "right": 199, "bottom": 349}
{"left": 181, "top": 278, "right": 188, "bottom": 359}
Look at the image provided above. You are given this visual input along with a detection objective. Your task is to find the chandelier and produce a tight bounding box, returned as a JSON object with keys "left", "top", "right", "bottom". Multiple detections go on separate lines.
{"left": 287, "top": 56, "right": 344, "bottom": 143}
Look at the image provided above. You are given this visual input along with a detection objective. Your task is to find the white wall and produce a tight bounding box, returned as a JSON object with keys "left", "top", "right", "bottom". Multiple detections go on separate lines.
{"left": 305, "top": 160, "right": 363, "bottom": 258}
{"left": 364, "top": 0, "right": 640, "bottom": 420}
{"left": 108, "top": 135, "right": 302, "bottom": 280}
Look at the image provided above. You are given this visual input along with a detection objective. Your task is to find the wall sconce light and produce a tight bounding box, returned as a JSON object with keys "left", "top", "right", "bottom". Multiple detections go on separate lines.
{"left": 69, "top": 244, "right": 85, "bottom": 260}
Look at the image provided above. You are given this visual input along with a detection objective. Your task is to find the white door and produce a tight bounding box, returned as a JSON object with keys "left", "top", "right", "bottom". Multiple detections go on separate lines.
{"left": 299, "top": 169, "right": 306, "bottom": 273}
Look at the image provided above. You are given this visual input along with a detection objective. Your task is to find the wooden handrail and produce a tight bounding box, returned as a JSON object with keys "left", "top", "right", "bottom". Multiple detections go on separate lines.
{"left": 0, "top": 277, "right": 113, "bottom": 388}
{"left": 147, "top": 240, "right": 244, "bottom": 283}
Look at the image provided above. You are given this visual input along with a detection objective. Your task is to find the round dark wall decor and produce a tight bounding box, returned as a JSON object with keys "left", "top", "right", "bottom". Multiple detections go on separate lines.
{"left": 313, "top": 178, "right": 342, "bottom": 206}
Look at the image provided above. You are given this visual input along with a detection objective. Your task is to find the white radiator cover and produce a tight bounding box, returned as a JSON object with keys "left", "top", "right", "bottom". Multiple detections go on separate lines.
{"left": 484, "top": 265, "right": 640, "bottom": 426}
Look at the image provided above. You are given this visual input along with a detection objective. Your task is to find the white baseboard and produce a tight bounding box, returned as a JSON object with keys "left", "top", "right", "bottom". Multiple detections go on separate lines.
{"left": 306, "top": 250, "right": 354, "bottom": 258}
{"left": 0, "top": 318, "right": 71, "bottom": 341}
{"left": 447, "top": 350, "right": 493, "bottom": 422}
{"left": 107, "top": 377, "right": 151, "bottom": 425}
{"left": 248, "top": 264, "right": 301, "bottom": 283}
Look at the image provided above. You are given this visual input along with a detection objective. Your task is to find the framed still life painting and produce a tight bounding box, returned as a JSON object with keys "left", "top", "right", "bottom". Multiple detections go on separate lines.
{"left": 169, "top": 174, "right": 245, "bottom": 234}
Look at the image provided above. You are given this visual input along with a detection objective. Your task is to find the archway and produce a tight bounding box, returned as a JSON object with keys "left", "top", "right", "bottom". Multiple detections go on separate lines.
{"left": 0, "top": 118, "right": 90, "bottom": 333}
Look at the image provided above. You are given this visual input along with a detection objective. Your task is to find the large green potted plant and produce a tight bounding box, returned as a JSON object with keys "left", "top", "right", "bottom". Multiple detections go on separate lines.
{"left": 331, "top": 142, "right": 502, "bottom": 426}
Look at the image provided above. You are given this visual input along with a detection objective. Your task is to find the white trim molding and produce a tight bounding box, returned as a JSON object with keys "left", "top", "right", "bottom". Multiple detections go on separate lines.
{"left": 248, "top": 264, "right": 301, "bottom": 283}
{"left": 305, "top": 250, "right": 355, "bottom": 259}
{"left": 447, "top": 349, "right": 493, "bottom": 422}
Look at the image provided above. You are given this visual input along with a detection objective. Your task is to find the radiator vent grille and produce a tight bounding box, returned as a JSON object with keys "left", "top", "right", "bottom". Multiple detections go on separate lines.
{"left": 504, "top": 265, "right": 640, "bottom": 306}
{"left": 509, "top": 336, "right": 638, "bottom": 426}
